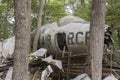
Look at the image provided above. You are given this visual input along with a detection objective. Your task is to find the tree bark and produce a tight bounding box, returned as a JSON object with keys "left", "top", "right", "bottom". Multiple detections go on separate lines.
{"left": 89, "top": 0, "right": 106, "bottom": 80}
{"left": 32, "top": 0, "right": 45, "bottom": 52}
{"left": 13, "top": 0, "right": 31, "bottom": 80}
{"left": 27, "top": 0, "right": 31, "bottom": 52}
{"left": 42, "top": 0, "right": 47, "bottom": 24}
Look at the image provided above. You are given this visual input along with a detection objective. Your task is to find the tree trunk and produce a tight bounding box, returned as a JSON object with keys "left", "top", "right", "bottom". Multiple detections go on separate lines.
{"left": 32, "top": 0, "right": 45, "bottom": 52}
{"left": 42, "top": 0, "right": 47, "bottom": 24}
{"left": 27, "top": 0, "right": 31, "bottom": 52}
{"left": 89, "top": 0, "right": 106, "bottom": 80}
{"left": 12, "top": 0, "right": 31, "bottom": 80}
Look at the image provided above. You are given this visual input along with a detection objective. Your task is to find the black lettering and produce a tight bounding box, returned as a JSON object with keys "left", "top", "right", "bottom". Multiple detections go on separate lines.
{"left": 68, "top": 32, "right": 74, "bottom": 45}
{"left": 76, "top": 32, "right": 84, "bottom": 45}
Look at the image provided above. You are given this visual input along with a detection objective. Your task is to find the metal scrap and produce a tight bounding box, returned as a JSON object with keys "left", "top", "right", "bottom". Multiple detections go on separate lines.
{"left": 30, "top": 48, "right": 47, "bottom": 58}
{"left": 41, "top": 65, "right": 53, "bottom": 80}
{"left": 103, "top": 74, "right": 118, "bottom": 80}
{"left": 71, "top": 73, "right": 91, "bottom": 80}
{"left": 42, "top": 55, "right": 64, "bottom": 72}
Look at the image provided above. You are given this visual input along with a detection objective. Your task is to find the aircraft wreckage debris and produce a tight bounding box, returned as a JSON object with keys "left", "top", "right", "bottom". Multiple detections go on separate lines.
{"left": 0, "top": 16, "right": 120, "bottom": 80}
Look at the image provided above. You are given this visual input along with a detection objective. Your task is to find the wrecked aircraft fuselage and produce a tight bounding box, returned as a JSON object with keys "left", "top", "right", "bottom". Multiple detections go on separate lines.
{"left": 40, "top": 16, "right": 113, "bottom": 55}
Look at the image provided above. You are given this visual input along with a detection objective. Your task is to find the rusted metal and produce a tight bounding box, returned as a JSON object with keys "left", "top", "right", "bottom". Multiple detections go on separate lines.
{"left": 112, "top": 69, "right": 120, "bottom": 79}
{"left": 55, "top": 53, "right": 120, "bottom": 80}
{"left": 110, "top": 50, "right": 112, "bottom": 75}
{"left": 102, "top": 68, "right": 120, "bottom": 79}
{"left": 66, "top": 52, "right": 71, "bottom": 80}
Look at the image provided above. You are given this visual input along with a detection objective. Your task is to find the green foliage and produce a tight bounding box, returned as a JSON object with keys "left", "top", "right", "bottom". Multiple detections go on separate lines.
{"left": 45, "top": 0, "right": 67, "bottom": 23}
{"left": 0, "top": 0, "right": 14, "bottom": 40}
{"left": 0, "top": 0, "right": 67, "bottom": 39}
{"left": 106, "top": 1, "right": 120, "bottom": 29}
{"left": 106, "top": 0, "right": 120, "bottom": 49}
{"left": 112, "top": 32, "right": 119, "bottom": 50}
{"left": 31, "top": 0, "right": 67, "bottom": 30}
{"left": 72, "top": 0, "right": 92, "bottom": 21}
{"left": 31, "top": 0, "right": 39, "bottom": 14}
